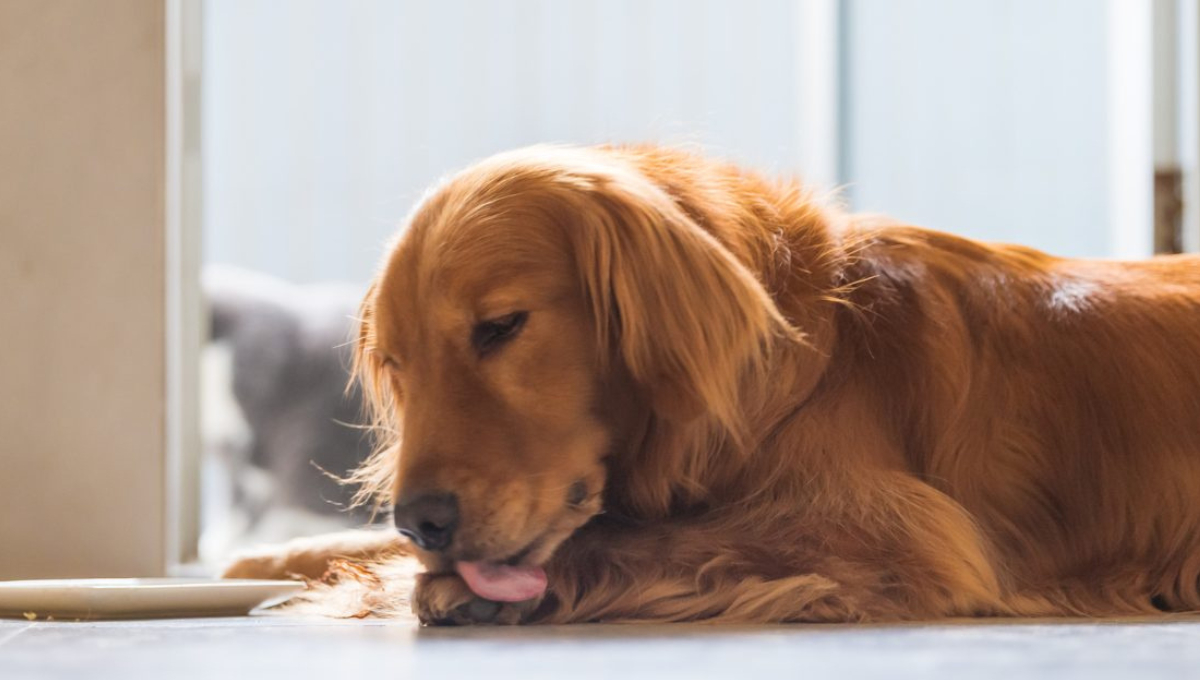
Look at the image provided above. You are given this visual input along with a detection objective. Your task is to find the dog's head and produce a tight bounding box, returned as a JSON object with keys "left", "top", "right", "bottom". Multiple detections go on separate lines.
{"left": 351, "top": 146, "right": 795, "bottom": 597}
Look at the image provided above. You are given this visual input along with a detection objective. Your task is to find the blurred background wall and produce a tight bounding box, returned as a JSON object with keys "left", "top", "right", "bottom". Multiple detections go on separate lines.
{"left": 203, "top": 0, "right": 820, "bottom": 284}
{"left": 843, "top": 0, "right": 1111, "bottom": 258}
{"left": 203, "top": 0, "right": 1133, "bottom": 287}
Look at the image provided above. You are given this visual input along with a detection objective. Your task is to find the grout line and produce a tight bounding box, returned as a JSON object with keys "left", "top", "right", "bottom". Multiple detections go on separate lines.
{"left": 0, "top": 623, "right": 35, "bottom": 648}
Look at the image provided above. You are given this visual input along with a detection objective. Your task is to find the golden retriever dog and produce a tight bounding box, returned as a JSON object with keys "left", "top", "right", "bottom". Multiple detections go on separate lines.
{"left": 225, "top": 144, "right": 1200, "bottom": 625}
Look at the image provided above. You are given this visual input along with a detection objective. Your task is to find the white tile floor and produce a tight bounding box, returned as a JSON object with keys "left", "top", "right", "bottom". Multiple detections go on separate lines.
{"left": 2, "top": 614, "right": 1200, "bottom": 680}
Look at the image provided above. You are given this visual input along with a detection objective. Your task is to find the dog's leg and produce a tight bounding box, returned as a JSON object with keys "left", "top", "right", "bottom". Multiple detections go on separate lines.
{"left": 530, "top": 475, "right": 1006, "bottom": 624}
{"left": 221, "top": 528, "right": 406, "bottom": 580}
{"left": 537, "top": 515, "right": 1001, "bottom": 622}
{"left": 416, "top": 505, "right": 1004, "bottom": 625}
{"left": 528, "top": 525, "right": 877, "bottom": 623}
{"left": 409, "top": 518, "right": 877, "bottom": 626}
{"left": 411, "top": 471, "right": 1008, "bottom": 626}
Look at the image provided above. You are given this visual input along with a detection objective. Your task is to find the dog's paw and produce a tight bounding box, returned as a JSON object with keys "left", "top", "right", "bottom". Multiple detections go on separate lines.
{"left": 413, "top": 573, "right": 538, "bottom": 626}
{"left": 221, "top": 550, "right": 298, "bottom": 581}
{"left": 220, "top": 544, "right": 332, "bottom": 581}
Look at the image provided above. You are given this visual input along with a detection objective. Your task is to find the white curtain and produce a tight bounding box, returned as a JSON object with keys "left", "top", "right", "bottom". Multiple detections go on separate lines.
{"left": 203, "top": 0, "right": 814, "bottom": 284}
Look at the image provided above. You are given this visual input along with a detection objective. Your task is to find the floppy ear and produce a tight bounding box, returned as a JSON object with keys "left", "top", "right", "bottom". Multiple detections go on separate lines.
{"left": 563, "top": 166, "right": 797, "bottom": 432}
{"left": 349, "top": 279, "right": 382, "bottom": 402}
{"left": 345, "top": 279, "right": 402, "bottom": 511}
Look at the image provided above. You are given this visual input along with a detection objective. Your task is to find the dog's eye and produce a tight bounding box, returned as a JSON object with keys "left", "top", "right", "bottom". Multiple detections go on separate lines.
{"left": 471, "top": 311, "right": 528, "bottom": 356}
{"left": 567, "top": 480, "right": 588, "bottom": 506}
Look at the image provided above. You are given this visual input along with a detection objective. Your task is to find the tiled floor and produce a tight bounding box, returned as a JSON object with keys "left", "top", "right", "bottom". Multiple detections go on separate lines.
{"left": 2, "top": 614, "right": 1199, "bottom": 680}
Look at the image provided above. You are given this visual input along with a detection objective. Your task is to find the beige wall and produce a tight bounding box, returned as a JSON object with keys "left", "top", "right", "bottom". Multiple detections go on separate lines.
{"left": 0, "top": 0, "right": 168, "bottom": 578}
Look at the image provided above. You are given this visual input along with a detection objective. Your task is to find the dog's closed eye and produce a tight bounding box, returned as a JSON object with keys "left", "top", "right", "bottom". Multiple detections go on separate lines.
{"left": 566, "top": 480, "right": 588, "bottom": 507}
{"left": 472, "top": 311, "right": 528, "bottom": 357}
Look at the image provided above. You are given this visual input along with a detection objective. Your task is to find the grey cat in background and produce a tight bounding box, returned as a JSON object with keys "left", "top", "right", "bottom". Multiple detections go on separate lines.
{"left": 202, "top": 265, "right": 375, "bottom": 559}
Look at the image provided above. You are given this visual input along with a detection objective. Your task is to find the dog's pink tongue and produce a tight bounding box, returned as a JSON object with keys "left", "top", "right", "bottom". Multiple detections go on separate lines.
{"left": 456, "top": 561, "right": 547, "bottom": 603}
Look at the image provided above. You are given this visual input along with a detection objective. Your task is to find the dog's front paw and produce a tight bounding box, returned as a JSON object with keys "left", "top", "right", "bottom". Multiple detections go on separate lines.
{"left": 413, "top": 573, "right": 538, "bottom": 626}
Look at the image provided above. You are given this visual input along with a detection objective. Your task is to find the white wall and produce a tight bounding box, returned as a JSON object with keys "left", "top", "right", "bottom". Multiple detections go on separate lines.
{"left": 205, "top": 0, "right": 1143, "bottom": 285}
{"left": 202, "top": 0, "right": 819, "bottom": 284}
{"left": 841, "top": 0, "right": 1117, "bottom": 258}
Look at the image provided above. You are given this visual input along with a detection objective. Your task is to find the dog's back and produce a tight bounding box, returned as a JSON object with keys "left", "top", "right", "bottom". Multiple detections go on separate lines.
{"left": 839, "top": 226, "right": 1200, "bottom": 612}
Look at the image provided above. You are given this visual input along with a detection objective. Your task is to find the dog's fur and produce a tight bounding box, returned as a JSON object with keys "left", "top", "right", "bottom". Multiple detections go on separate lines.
{"left": 225, "top": 145, "right": 1200, "bottom": 625}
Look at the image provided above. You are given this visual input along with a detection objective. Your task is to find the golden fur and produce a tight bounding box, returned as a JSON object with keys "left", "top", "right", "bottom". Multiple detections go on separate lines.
{"left": 226, "top": 144, "right": 1200, "bottom": 624}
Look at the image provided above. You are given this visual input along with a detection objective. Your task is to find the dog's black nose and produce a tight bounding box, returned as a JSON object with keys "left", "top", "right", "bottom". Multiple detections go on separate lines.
{"left": 392, "top": 491, "right": 459, "bottom": 552}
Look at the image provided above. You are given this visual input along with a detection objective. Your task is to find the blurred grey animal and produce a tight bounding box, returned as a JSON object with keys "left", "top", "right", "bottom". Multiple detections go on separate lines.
{"left": 203, "top": 265, "right": 371, "bottom": 529}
